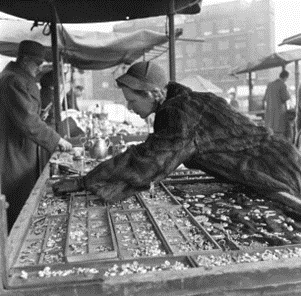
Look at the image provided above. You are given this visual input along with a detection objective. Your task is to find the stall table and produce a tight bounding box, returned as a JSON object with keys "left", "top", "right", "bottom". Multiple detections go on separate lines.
{"left": 3, "top": 153, "right": 301, "bottom": 296}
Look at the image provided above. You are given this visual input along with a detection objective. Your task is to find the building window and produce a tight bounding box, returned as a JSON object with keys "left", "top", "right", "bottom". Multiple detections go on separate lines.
{"left": 217, "top": 56, "right": 229, "bottom": 67}
{"left": 218, "top": 40, "right": 229, "bottom": 51}
{"left": 202, "top": 42, "right": 212, "bottom": 52}
{"left": 234, "top": 41, "right": 247, "bottom": 49}
{"left": 256, "top": 43, "right": 268, "bottom": 56}
{"left": 217, "top": 19, "right": 230, "bottom": 34}
{"left": 185, "top": 58, "right": 197, "bottom": 71}
{"left": 235, "top": 53, "right": 246, "bottom": 66}
{"left": 256, "top": 13, "right": 266, "bottom": 27}
{"left": 257, "top": 30, "right": 266, "bottom": 43}
{"left": 186, "top": 43, "right": 197, "bottom": 57}
{"left": 102, "top": 82, "right": 109, "bottom": 88}
{"left": 184, "top": 23, "right": 197, "bottom": 38}
{"left": 232, "top": 17, "right": 246, "bottom": 33}
{"left": 201, "top": 21, "right": 213, "bottom": 36}
{"left": 175, "top": 45, "right": 183, "bottom": 58}
{"left": 176, "top": 60, "right": 183, "bottom": 74}
{"left": 201, "top": 58, "right": 213, "bottom": 68}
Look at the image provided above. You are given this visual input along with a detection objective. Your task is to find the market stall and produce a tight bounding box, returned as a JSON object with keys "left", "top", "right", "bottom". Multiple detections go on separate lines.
{"left": 3, "top": 150, "right": 301, "bottom": 296}
{"left": 0, "top": 0, "right": 202, "bottom": 133}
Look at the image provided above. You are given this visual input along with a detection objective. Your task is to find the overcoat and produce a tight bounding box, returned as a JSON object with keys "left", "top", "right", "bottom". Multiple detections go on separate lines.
{"left": 263, "top": 78, "right": 290, "bottom": 136}
{"left": 81, "top": 83, "right": 301, "bottom": 205}
{"left": 0, "top": 62, "right": 60, "bottom": 229}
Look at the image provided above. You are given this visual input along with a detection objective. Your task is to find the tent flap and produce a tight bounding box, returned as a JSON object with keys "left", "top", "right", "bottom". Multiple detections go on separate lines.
{"left": 280, "top": 33, "right": 301, "bottom": 47}
{"left": 230, "top": 48, "right": 301, "bottom": 75}
{"left": 0, "top": 19, "right": 173, "bottom": 70}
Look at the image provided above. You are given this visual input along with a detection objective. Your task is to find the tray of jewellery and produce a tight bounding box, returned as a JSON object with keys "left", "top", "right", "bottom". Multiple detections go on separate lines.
{"left": 191, "top": 244, "right": 301, "bottom": 270}
{"left": 102, "top": 255, "right": 195, "bottom": 277}
{"left": 14, "top": 215, "right": 68, "bottom": 268}
{"left": 39, "top": 215, "right": 68, "bottom": 265}
{"left": 148, "top": 206, "right": 221, "bottom": 255}
{"left": 164, "top": 182, "right": 301, "bottom": 251}
{"left": 34, "top": 192, "right": 69, "bottom": 216}
{"left": 65, "top": 206, "right": 117, "bottom": 262}
{"left": 163, "top": 169, "right": 216, "bottom": 183}
{"left": 9, "top": 256, "right": 195, "bottom": 288}
{"left": 109, "top": 195, "right": 144, "bottom": 211}
{"left": 69, "top": 192, "right": 106, "bottom": 209}
{"left": 137, "top": 183, "right": 181, "bottom": 208}
{"left": 110, "top": 209, "right": 170, "bottom": 259}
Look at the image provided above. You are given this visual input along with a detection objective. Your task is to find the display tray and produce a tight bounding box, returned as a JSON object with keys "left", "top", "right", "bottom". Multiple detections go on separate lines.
{"left": 148, "top": 205, "right": 221, "bottom": 256}
{"left": 191, "top": 244, "right": 301, "bottom": 270}
{"left": 33, "top": 192, "right": 69, "bottom": 216}
{"left": 137, "top": 183, "right": 180, "bottom": 208}
{"left": 66, "top": 203, "right": 117, "bottom": 263}
{"left": 109, "top": 195, "right": 144, "bottom": 211}
{"left": 13, "top": 215, "right": 68, "bottom": 268}
{"left": 164, "top": 169, "right": 216, "bottom": 183}
{"left": 9, "top": 255, "right": 195, "bottom": 288}
{"left": 164, "top": 182, "right": 301, "bottom": 251}
{"left": 167, "top": 169, "right": 206, "bottom": 177}
{"left": 163, "top": 176, "right": 217, "bottom": 184}
{"left": 110, "top": 209, "right": 171, "bottom": 259}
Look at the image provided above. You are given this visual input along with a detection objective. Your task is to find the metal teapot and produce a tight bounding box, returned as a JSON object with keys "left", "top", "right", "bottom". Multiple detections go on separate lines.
{"left": 88, "top": 135, "right": 111, "bottom": 160}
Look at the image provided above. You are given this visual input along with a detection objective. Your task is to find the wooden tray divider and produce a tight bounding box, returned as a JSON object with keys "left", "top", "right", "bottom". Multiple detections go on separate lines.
{"left": 180, "top": 206, "right": 221, "bottom": 251}
{"left": 110, "top": 209, "right": 172, "bottom": 259}
{"left": 147, "top": 205, "right": 222, "bottom": 256}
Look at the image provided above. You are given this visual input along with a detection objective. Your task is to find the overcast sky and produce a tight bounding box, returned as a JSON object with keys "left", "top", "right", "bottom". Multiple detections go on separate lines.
{"left": 62, "top": 0, "right": 301, "bottom": 51}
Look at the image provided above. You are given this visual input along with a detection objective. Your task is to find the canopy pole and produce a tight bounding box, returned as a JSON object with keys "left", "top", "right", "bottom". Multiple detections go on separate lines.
{"left": 294, "top": 60, "right": 300, "bottom": 146}
{"left": 295, "top": 60, "right": 299, "bottom": 100}
{"left": 248, "top": 72, "right": 253, "bottom": 112}
{"left": 61, "top": 58, "right": 70, "bottom": 138}
{"left": 50, "top": 21, "right": 63, "bottom": 135}
{"left": 168, "top": 0, "right": 176, "bottom": 82}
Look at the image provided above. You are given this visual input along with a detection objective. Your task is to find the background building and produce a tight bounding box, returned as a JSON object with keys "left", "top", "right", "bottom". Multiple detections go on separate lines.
{"left": 92, "top": 0, "right": 277, "bottom": 111}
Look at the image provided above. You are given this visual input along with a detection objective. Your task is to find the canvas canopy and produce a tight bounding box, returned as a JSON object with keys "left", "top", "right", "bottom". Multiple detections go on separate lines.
{"left": 180, "top": 75, "right": 223, "bottom": 95}
{"left": 0, "top": 19, "right": 174, "bottom": 70}
{"left": 280, "top": 33, "right": 301, "bottom": 47}
{"left": 230, "top": 49, "right": 301, "bottom": 75}
{"left": 0, "top": 0, "right": 201, "bottom": 23}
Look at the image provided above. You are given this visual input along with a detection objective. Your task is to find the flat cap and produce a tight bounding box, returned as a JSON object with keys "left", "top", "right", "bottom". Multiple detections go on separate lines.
{"left": 18, "top": 40, "right": 46, "bottom": 63}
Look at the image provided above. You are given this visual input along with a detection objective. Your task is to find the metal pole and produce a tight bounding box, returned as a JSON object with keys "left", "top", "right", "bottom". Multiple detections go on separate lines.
{"left": 71, "top": 66, "right": 75, "bottom": 109}
{"left": 248, "top": 72, "right": 253, "bottom": 112}
{"left": 168, "top": 0, "right": 176, "bottom": 82}
{"left": 294, "top": 60, "right": 300, "bottom": 146}
{"left": 0, "top": 195, "right": 8, "bottom": 291}
{"left": 295, "top": 60, "right": 299, "bottom": 100}
{"left": 50, "top": 21, "right": 63, "bottom": 135}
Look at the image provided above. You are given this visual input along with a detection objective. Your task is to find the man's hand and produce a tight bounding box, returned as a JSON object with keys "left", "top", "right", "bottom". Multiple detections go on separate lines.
{"left": 58, "top": 138, "right": 73, "bottom": 152}
{"left": 41, "top": 109, "right": 49, "bottom": 121}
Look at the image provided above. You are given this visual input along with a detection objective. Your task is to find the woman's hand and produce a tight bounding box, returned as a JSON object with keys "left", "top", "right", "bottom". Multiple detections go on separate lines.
{"left": 52, "top": 177, "right": 84, "bottom": 195}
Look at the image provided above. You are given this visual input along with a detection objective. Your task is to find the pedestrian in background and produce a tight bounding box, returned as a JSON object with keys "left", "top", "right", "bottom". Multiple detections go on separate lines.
{"left": 62, "top": 84, "right": 83, "bottom": 111}
{"left": 263, "top": 69, "right": 291, "bottom": 140}
{"left": 0, "top": 40, "right": 72, "bottom": 232}
{"left": 229, "top": 89, "right": 239, "bottom": 110}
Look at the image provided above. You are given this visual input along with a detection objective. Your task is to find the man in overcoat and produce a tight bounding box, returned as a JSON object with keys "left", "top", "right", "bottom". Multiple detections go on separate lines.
{"left": 0, "top": 40, "right": 72, "bottom": 232}
{"left": 263, "top": 70, "right": 291, "bottom": 139}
